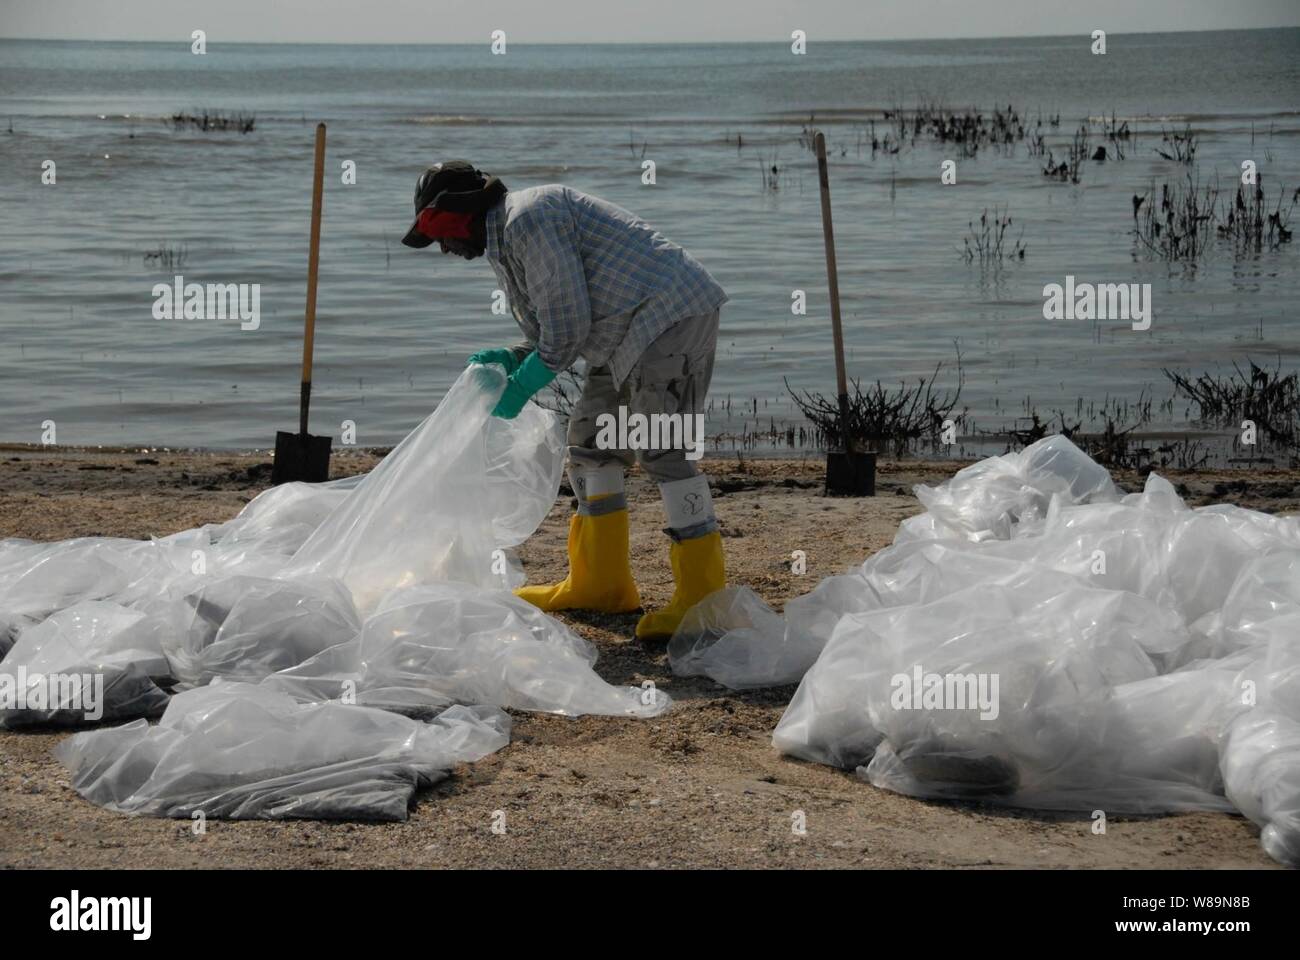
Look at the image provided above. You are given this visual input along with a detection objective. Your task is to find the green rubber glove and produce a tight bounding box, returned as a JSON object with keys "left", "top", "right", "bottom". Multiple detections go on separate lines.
{"left": 492, "top": 350, "right": 557, "bottom": 419}
{"left": 467, "top": 347, "right": 520, "bottom": 375}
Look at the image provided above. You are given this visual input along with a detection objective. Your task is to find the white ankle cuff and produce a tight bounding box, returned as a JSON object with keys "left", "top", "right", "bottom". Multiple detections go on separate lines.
{"left": 659, "top": 474, "right": 715, "bottom": 530}
{"left": 569, "top": 461, "right": 625, "bottom": 499}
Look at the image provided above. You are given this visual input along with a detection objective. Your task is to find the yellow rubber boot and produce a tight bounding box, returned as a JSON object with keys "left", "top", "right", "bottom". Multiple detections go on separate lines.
{"left": 514, "top": 495, "right": 641, "bottom": 613}
{"left": 635, "top": 530, "right": 726, "bottom": 639}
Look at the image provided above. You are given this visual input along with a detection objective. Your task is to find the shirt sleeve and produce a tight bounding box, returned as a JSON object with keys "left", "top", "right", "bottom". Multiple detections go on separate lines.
{"left": 510, "top": 208, "right": 591, "bottom": 374}
{"left": 507, "top": 339, "right": 534, "bottom": 365}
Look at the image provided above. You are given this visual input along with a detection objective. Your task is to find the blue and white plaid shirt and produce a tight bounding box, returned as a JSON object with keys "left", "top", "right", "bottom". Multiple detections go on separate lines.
{"left": 484, "top": 185, "right": 727, "bottom": 386}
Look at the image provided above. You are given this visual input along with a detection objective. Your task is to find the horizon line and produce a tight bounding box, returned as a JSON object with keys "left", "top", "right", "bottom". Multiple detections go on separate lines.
{"left": 2, "top": 24, "right": 1297, "bottom": 46}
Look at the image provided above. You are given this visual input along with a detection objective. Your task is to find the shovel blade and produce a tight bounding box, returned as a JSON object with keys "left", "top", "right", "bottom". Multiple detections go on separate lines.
{"left": 271, "top": 430, "right": 332, "bottom": 485}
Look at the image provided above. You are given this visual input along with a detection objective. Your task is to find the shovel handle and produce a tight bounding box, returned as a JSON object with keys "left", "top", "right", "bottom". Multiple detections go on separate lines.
{"left": 814, "top": 131, "right": 852, "bottom": 452}
{"left": 300, "top": 122, "right": 326, "bottom": 435}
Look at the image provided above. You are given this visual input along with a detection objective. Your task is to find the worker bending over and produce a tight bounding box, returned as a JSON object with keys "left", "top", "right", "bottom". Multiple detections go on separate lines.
{"left": 401, "top": 159, "right": 728, "bottom": 639}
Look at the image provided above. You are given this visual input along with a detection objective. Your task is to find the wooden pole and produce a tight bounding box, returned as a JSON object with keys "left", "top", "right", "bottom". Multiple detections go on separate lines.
{"left": 814, "top": 131, "right": 852, "bottom": 453}
{"left": 299, "top": 122, "right": 326, "bottom": 436}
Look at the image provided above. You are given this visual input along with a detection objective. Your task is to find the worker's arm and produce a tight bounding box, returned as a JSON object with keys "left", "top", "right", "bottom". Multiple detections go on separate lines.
{"left": 512, "top": 207, "right": 592, "bottom": 375}
{"left": 491, "top": 350, "right": 556, "bottom": 419}
{"left": 506, "top": 339, "right": 535, "bottom": 365}
{"left": 488, "top": 208, "right": 588, "bottom": 419}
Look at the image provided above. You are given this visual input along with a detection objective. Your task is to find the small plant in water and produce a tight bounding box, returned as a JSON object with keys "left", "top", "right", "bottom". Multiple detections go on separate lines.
{"left": 1133, "top": 172, "right": 1218, "bottom": 261}
{"left": 170, "top": 109, "right": 257, "bottom": 134}
{"left": 1042, "top": 125, "right": 1090, "bottom": 183}
{"left": 142, "top": 243, "right": 188, "bottom": 271}
{"left": 1155, "top": 123, "right": 1198, "bottom": 164}
{"left": 962, "top": 207, "right": 1027, "bottom": 263}
{"left": 1216, "top": 176, "right": 1296, "bottom": 250}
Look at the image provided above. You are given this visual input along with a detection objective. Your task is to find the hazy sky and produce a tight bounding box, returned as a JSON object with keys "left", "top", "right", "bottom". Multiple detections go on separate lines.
{"left": 2, "top": 0, "right": 1298, "bottom": 43}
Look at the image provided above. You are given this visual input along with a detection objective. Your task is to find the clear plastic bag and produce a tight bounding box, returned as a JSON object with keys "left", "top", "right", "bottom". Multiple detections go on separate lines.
{"left": 1222, "top": 711, "right": 1300, "bottom": 867}
{"left": 54, "top": 682, "right": 511, "bottom": 821}
{"left": 741, "top": 437, "right": 1300, "bottom": 865}
{"left": 1, "top": 367, "right": 567, "bottom": 721}
{"left": 669, "top": 586, "right": 808, "bottom": 690}
{"left": 0, "top": 600, "right": 175, "bottom": 728}
{"left": 7, "top": 368, "right": 670, "bottom": 822}
{"left": 166, "top": 575, "right": 362, "bottom": 685}
{"left": 286, "top": 364, "right": 564, "bottom": 612}
{"left": 913, "top": 434, "right": 1119, "bottom": 541}
{"left": 1219, "top": 629, "right": 1300, "bottom": 866}
{"left": 261, "top": 582, "right": 670, "bottom": 718}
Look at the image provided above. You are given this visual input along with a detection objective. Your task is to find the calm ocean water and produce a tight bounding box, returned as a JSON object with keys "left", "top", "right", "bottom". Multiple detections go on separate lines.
{"left": 1, "top": 31, "right": 1298, "bottom": 451}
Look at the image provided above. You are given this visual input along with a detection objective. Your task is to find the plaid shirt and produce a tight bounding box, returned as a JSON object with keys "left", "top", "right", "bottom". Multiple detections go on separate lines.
{"left": 484, "top": 185, "right": 727, "bottom": 386}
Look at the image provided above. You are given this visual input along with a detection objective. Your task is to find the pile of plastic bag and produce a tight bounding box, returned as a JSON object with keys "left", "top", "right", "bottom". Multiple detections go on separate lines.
{"left": 0, "top": 366, "right": 668, "bottom": 821}
{"left": 670, "top": 436, "right": 1300, "bottom": 867}
{"left": 54, "top": 686, "right": 510, "bottom": 821}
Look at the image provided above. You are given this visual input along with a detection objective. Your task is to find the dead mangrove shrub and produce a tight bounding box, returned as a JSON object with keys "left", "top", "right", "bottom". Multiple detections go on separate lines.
{"left": 1217, "top": 176, "right": 1296, "bottom": 250}
{"left": 1133, "top": 172, "right": 1219, "bottom": 261}
{"left": 1164, "top": 360, "right": 1300, "bottom": 445}
{"left": 1043, "top": 124, "right": 1091, "bottom": 182}
{"left": 170, "top": 109, "right": 257, "bottom": 133}
{"left": 784, "top": 359, "right": 967, "bottom": 456}
{"left": 1097, "top": 111, "right": 1133, "bottom": 159}
{"left": 1155, "top": 123, "right": 1198, "bottom": 164}
{"left": 1155, "top": 437, "right": 1212, "bottom": 471}
{"left": 1135, "top": 172, "right": 1295, "bottom": 261}
{"left": 142, "top": 243, "right": 188, "bottom": 271}
{"left": 962, "top": 206, "right": 1027, "bottom": 263}
{"left": 874, "top": 101, "right": 1026, "bottom": 158}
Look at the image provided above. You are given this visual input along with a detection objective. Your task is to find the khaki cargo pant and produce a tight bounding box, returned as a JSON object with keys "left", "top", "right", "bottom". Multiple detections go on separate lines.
{"left": 567, "top": 309, "right": 720, "bottom": 486}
